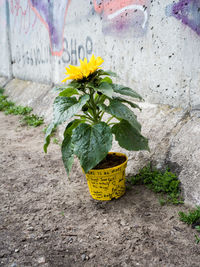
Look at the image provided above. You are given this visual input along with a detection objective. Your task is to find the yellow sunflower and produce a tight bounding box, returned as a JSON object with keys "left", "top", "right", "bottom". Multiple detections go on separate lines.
{"left": 62, "top": 55, "right": 104, "bottom": 82}
{"left": 87, "top": 54, "right": 104, "bottom": 73}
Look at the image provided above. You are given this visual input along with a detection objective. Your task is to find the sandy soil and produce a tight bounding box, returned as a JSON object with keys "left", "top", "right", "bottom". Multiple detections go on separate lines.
{"left": 1, "top": 112, "right": 200, "bottom": 267}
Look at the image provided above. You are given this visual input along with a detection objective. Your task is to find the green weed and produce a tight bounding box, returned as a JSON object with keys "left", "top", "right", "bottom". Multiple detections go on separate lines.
{"left": 179, "top": 206, "right": 200, "bottom": 225}
{"left": 128, "top": 163, "right": 183, "bottom": 205}
{"left": 195, "top": 226, "right": 200, "bottom": 232}
{"left": 179, "top": 207, "right": 200, "bottom": 244}
{"left": 4, "top": 105, "right": 32, "bottom": 115}
{"left": 61, "top": 211, "right": 65, "bottom": 216}
{"left": 0, "top": 89, "right": 44, "bottom": 127}
{"left": 0, "top": 95, "right": 15, "bottom": 111}
{"left": 195, "top": 235, "right": 200, "bottom": 244}
{"left": 20, "top": 114, "right": 44, "bottom": 127}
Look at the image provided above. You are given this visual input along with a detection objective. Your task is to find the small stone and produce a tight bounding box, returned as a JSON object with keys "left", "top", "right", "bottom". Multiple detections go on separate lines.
{"left": 89, "top": 253, "right": 96, "bottom": 259}
{"left": 173, "top": 226, "right": 183, "bottom": 232}
{"left": 96, "top": 235, "right": 100, "bottom": 239}
{"left": 120, "top": 220, "right": 126, "bottom": 226}
{"left": 14, "top": 249, "right": 19, "bottom": 253}
{"left": 37, "top": 256, "right": 46, "bottom": 264}
{"left": 27, "top": 226, "right": 34, "bottom": 231}
{"left": 81, "top": 254, "right": 86, "bottom": 261}
{"left": 68, "top": 237, "right": 73, "bottom": 243}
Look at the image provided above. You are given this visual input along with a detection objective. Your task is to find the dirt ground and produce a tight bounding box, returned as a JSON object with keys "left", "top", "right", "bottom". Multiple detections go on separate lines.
{"left": 1, "top": 112, "right": 200, "bottom": 267}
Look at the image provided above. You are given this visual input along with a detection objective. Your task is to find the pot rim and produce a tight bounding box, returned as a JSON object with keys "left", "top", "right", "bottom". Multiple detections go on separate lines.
{"left": 88, "top": 151, "right": 128, "bottom": 173}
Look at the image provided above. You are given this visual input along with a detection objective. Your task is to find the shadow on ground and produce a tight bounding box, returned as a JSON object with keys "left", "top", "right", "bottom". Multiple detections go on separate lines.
{"left": 0, "top": 113, "right": 200, "bottom": 267}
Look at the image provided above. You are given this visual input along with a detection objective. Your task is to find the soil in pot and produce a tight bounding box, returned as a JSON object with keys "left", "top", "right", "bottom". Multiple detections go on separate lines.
{"left": 93, "top": 153, "right": 127, "bottom": 170}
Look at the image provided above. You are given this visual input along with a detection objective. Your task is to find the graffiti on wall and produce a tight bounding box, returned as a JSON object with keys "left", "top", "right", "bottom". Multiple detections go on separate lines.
{"left": 166, "top": 0, "right": 200, "bottom": 36}
{"left": 12, "top": 36, "right": 93, "bottom": 67}
{"left": 93, "top": 0, "right": 150, "bottom": 37}
{"left": 61, "top": 36, "right": 93, "bottom": 65}
{"left": 0, "top": 0, "right": 6, "bottom": 27}
{"left": 6, "top": 0, "right": 151, "bottom": 59}
{"left": 29, "top": 0, "right": 71, "bottom": 56}
{"left": 9, "top": 0, "right": 37, "bottom": 34}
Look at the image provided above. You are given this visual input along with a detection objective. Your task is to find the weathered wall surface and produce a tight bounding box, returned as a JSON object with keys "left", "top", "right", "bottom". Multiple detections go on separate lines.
{"left": 0, "top": 0, "right": 11, "bottom": 77}
{"left": 0, "top": 0, "right": 200, "bottom": 108}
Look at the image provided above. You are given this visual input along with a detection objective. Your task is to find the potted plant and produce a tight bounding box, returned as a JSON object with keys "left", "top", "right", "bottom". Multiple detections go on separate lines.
{"left": 44, "top": 55, "right": 149, "bottom": 200}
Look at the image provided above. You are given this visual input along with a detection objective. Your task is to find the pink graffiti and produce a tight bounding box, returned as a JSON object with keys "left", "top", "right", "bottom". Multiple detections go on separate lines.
{"left": 0, "top": 0, "right": 6, "bottom": 27}
{"left": 9, "top": 0, "right": 37, "bottom": 34}
{"left": 4, "top": 0, "right": 150, "bottom": 58}
{"left": 0, "top": 0, "right": 5, "bottom": 5}
{"left": 29, "top": 0, "right": 71, "bottom": 57}
{"left": 93, "top": 0, "right": 150, "bottom": 37}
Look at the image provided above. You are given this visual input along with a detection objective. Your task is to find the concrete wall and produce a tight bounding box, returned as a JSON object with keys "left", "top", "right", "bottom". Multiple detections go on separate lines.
{"left": 0, "top": 0, "right": 11, "bottom": 77}
{"left": 0, "top": 0, "right": 200, "bottom": 108}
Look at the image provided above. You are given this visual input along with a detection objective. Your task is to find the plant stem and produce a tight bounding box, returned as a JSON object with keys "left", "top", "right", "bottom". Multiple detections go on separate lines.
{"left": 89, "top": 88, "right": 99, "bottom": 123}
{"left": 99, "top": 111, "right": 105, "bottom": 121}
{"left": 74, "top": 115, "right": 94, "bottom": 123}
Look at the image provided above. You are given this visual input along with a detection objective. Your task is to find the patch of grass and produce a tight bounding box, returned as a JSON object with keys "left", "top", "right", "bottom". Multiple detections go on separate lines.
{"left": 4, "top": 105, "right": 32, "bottom": 115}
{"left": 0, "top": 95, "right": 15, "bottom": 111}
{"left": 0, "top": 89, "right": 44, "bottom": 127}
{"left": 195, "top": 234, "right": 200, "bottom": 244}
{"left": 20, "top": 114, "right": 44, "bottom": 127}
{"left": 128, "top": 163, "right": 183, "bottom": 205}
{"left": 179, "top": 207, "right": 200, "bottom": 244}
{"left": 179, "top": 207, "right": 200, "bottom": 225}
{"left": 195, "top": 226, "right": 200, "bottom": 232}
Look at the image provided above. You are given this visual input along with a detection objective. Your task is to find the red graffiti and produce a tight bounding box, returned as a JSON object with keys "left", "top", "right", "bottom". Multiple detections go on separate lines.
{"left": 94, "top": 0, "right": 147, "bottom": 15}
{"left": 9, "top": 0, "right": 37, "bottom": 34}
{"left": 93, "top": 0, "right": 150, "bottom": 36}
{"left": 28, "top": 0, "right": 71, "bottom": 56}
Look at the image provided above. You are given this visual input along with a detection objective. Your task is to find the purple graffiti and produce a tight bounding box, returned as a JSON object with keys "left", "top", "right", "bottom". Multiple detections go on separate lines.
{"left": 29, "top": 0, "right": 71, "bottom": 56}
{"left": 166, "top": 0, "right": 200, "bottom": 36}
{"left": 93, "top": 0, "right": 150, "bottom": 37}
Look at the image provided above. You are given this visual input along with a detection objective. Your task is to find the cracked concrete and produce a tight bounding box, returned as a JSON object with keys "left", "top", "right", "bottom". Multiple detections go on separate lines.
{"left": 1, "top": 78, "right": 200, "bottom": 206}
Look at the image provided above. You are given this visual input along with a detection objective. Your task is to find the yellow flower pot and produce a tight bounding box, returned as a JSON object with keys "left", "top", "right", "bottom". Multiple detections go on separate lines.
{"left": 85, "top": 152, "right": 128, "bottom": 201}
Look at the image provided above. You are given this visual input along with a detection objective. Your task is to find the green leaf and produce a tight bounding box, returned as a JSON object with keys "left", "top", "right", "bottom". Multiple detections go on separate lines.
{"left": 44, "top": 95, "right": 89, "bottom": 153}
{"left": 52, "top": 85, "right": 68, "bottom": 92}
{"left": 112, "top": 84, "right": 143, "bottom": 100}
{"left": 72, "top": 122, "right": 113, "bottom": 173}
{"left": 100, "top": 77, "right": 113, "bottom": 84}
{"left": 112, "top": 120, "right": 149, "bottom": 151}
{"left": 61, "top": 120, "right": 82, "bottom": 176}
{"left": 44, "top": 122, "right": 56, "bottom": 153}
{"left": 68, "top": 80, "right": 82, "bottom": 89}
{"left": 94, "top": 82, "right": 113, "bottom": 98}
{"left": 195, "top": 226, "right": 200, "bottom": 232}
{"left": 63, "top": 119, "right": 82, "bottom": 137}
{"left": 97, "top": 69, "right": 118, "bottom": 77}
{"left": 59, "top": 88, "right": 80, "bottom": 97}
{"left": 0, "top": 88, "right": 4, "bottom": 95}
{"left": 53, "top": 94, "right": 89, "bottom": 125}
{"left": 100, "top": 99, "right": 141, "bottom": 132}
{"left": 113, "top": 96, "right": 142, "bottom": 111}
{"left": 62, "top": 134, "right": 74, "bottom": 176}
